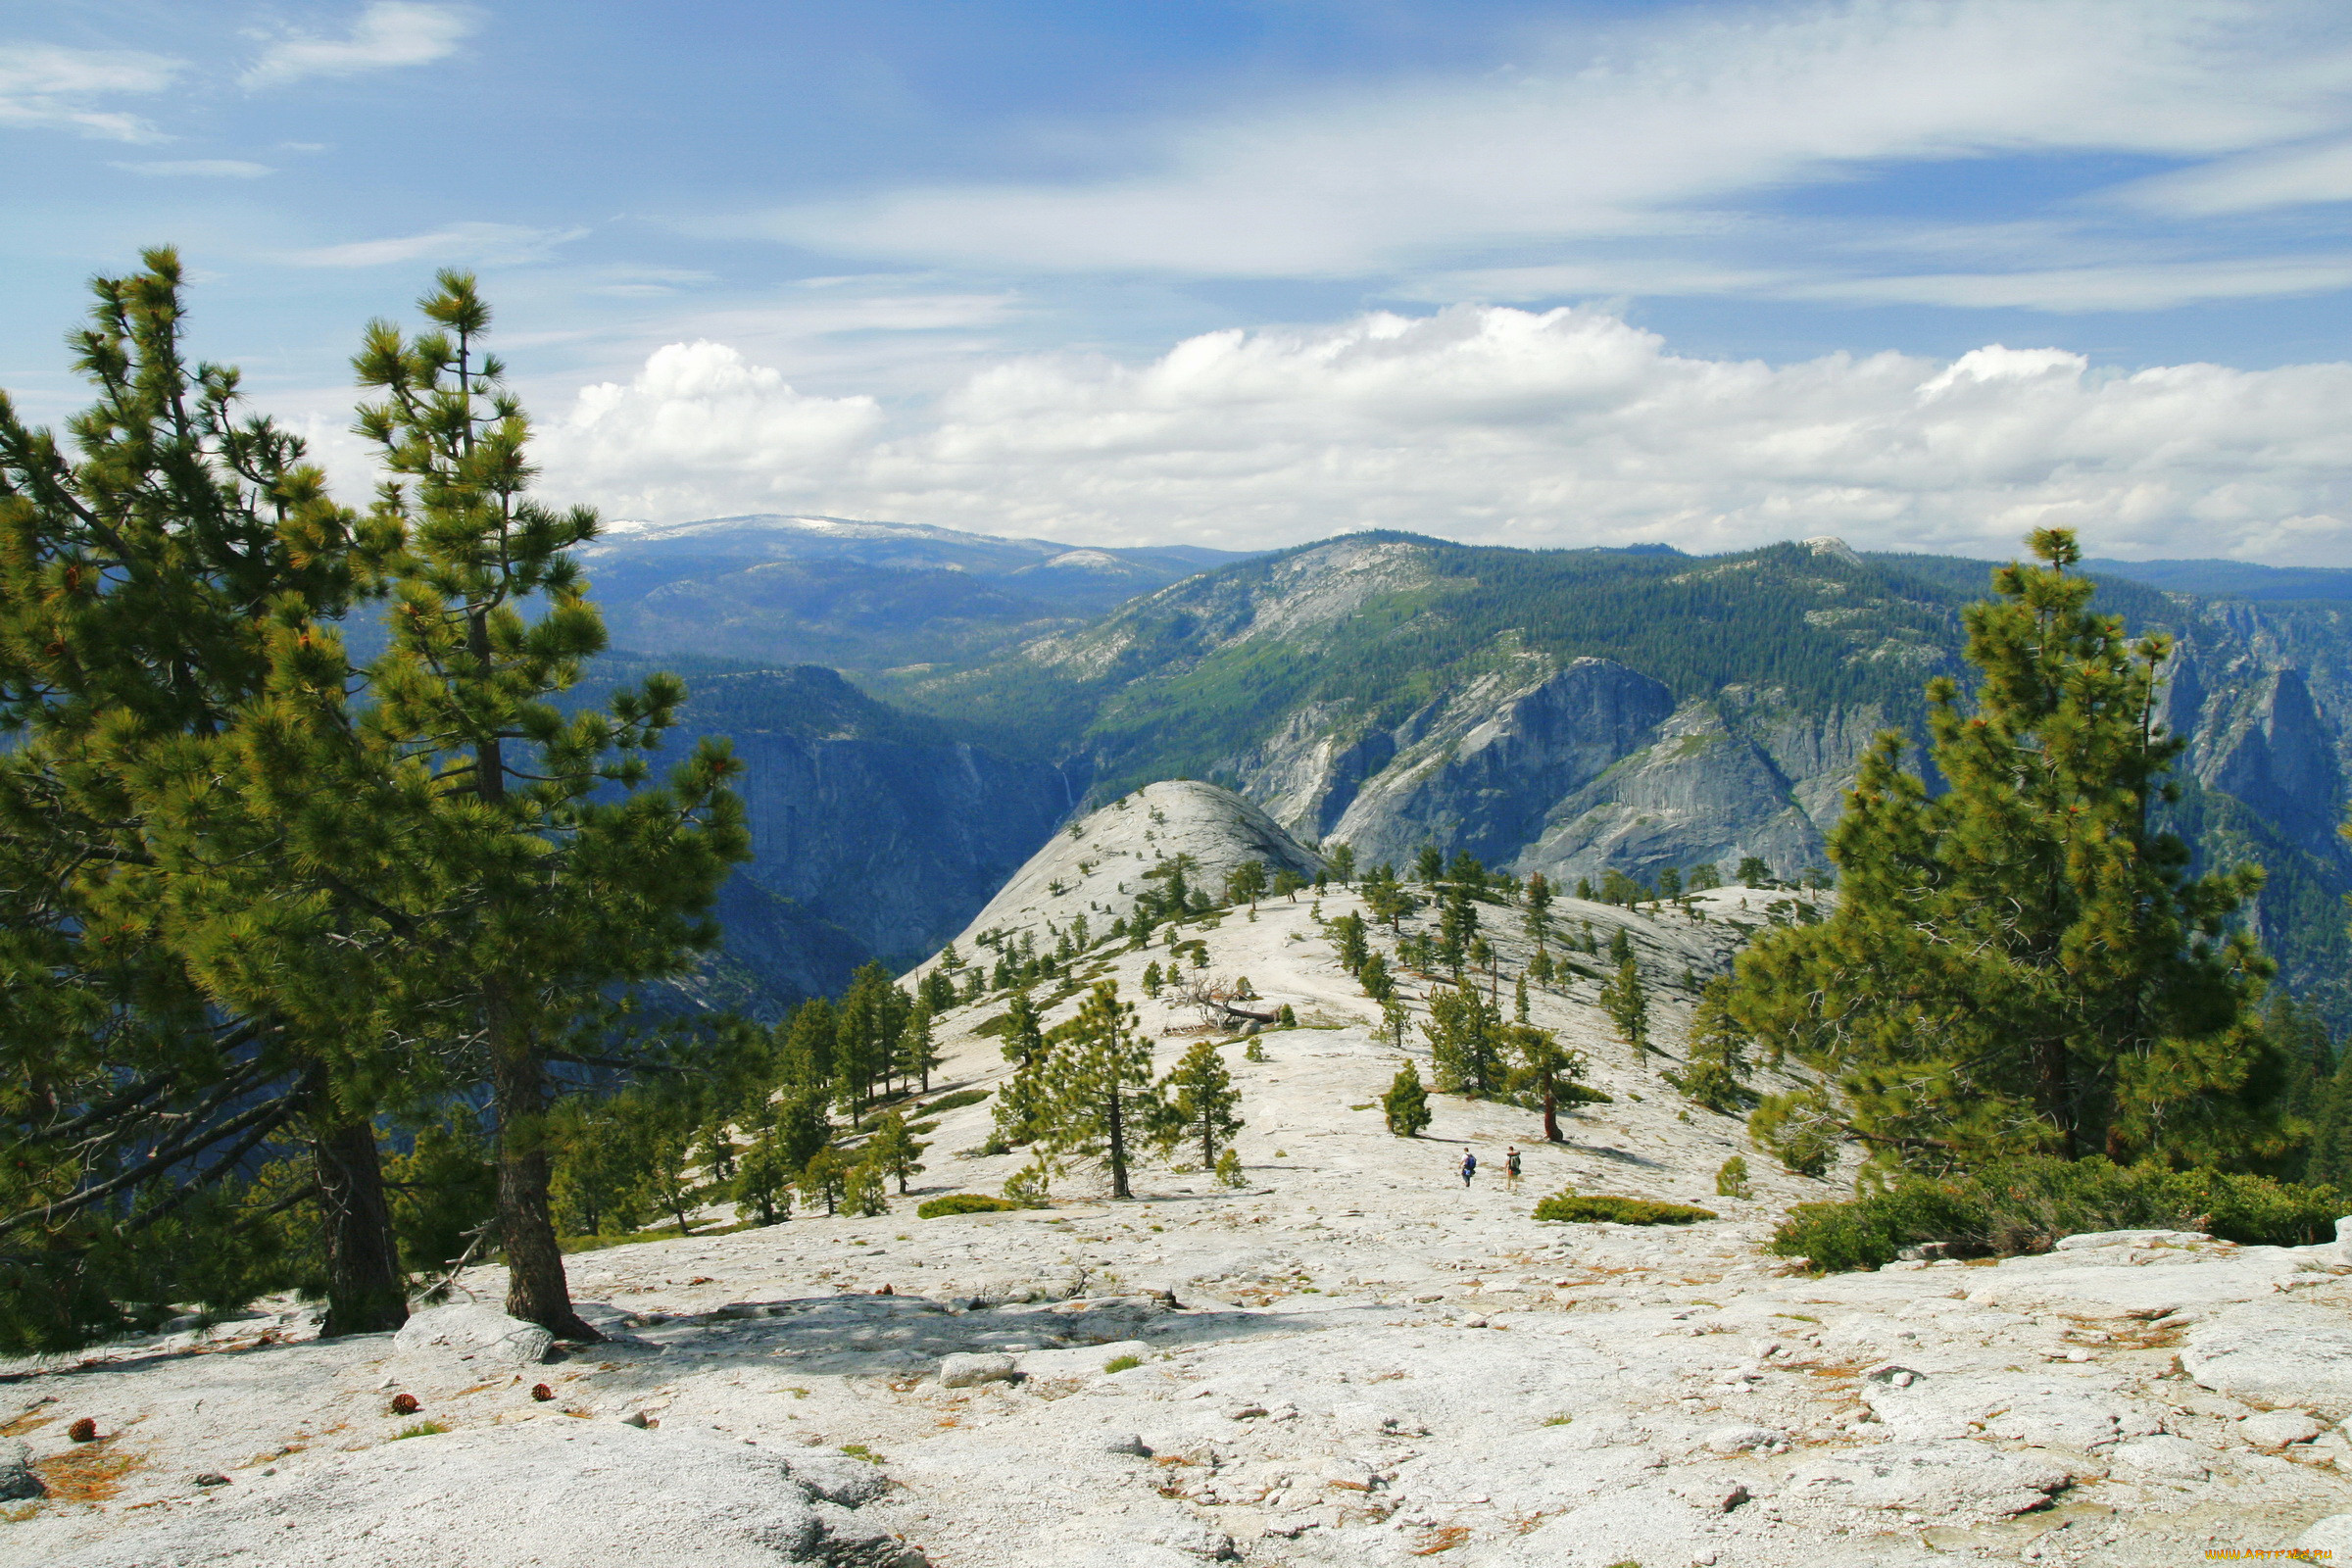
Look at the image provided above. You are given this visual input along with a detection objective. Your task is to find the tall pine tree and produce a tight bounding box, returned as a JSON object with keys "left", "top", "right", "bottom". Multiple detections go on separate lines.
{"left": 1733, "top": 528, "right": 2278, "bottom": 1178}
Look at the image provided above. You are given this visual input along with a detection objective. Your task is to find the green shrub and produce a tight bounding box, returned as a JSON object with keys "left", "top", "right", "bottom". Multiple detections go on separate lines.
{"left": 1103, "top": 1353, "right": 1143, "bottom": 1373}
{"left": 391, "top": 1421, "right": 449, "bottom": 1440}
{"left": 1533, "top": 1194, "right": 1718, "bottom": 1225}
{"left": 1715, "top": 1155, "right": 1751, "bottom": 1200}
{"left": 1771, "top": 1156, "right": 2347, "bottom": 1273}
{"left": 915, "top": 1193, "right": 1022, "bottom": 1218}
{"left": 1558, "top": 1083, "right": 1614, "bottom": 1105}
{"left": 972, "top": 1013, "right": 1013, "bottom": 1038}
{"left": 918, "top": 1089, "right": 990, "bottom": 1115}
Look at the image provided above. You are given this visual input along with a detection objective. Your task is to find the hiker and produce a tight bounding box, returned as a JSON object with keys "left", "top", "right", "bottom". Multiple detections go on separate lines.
{"left": 1503, "top": 1147, "right": 1522, "bottom": 1192}
{"left": 1459, "top": 1150, "right": 1477, "bottom": 1187}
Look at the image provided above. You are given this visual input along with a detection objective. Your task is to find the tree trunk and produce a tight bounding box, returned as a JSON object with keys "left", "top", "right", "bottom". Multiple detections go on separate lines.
{"left": 1542, "top": 1082, "right": 1560, "bottom": 1144}
{"left": 491, "top": 1032, "right": 599, "bottom": 1340}
{"left": 1106, "top": 1095, "right": 1130, "bottom": 1199}
{"left": 314, "top": 1113, "right": 408, "bottom": 1337}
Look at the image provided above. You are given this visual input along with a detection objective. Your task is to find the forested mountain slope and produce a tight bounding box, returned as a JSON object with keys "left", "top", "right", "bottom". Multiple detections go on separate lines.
{"left": 880, "top": 532, "right": 2352, "bottom": 1021}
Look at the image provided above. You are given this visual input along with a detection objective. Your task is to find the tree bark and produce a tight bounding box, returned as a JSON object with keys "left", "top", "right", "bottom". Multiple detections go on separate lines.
{"left": 1106, "top": 1095, "right": 1130, "bottom": 1200}
{"left": 1542, "top": 1082, "right": 1560, "bottom": 1144}
{"left": 314, "top": 1112, "right": 408, "bottom": 1337}
{"left": 492, "top": 1032, "right": 599, "bottom": 1340}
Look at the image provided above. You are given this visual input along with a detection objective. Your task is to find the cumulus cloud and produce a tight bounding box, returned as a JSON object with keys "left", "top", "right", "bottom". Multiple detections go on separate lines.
{"left": 531, "top": 307, "right": 2352, "bottom": 564}
{"left": 538, "top": 341, "right": 886, "bottom": 518}
{"left": 244, "top": 3, "right": 474, "bottom": 89}
{"left": 0, "top": 44, "right": 180, "bottom": 141}
{"left": 763, "top": 0, "right": 2352, "bottom": 285}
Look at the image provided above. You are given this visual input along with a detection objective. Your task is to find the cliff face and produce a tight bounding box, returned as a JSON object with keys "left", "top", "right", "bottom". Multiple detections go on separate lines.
{"left": 657, "top": 667, "right": 1077, "bottom": 1004}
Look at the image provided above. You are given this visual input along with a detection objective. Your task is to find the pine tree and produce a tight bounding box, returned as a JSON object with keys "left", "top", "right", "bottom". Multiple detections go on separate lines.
{"left": 1038, "top": 981, "right": 1161, "bottom": 1199}
{"left": 1224, "top": 859, "right": 1268, "bottom": 909}
{"left": 1273, "top": 868, "right": 1306, "bottom": 902}
{"left": 348, "top": 271, "right": 748, "bottom": 1337}
{"left": 865, "top": 1109, "right": 928, "bottom": 1195}
{"left": 1001, "top": 988, "right": 1047, "bottom": 1066}
{"left": 1527, "top": 948, "right": 1556, "bottom": 989}
{"left": 1669, "top": 979, "right": 1756, "bottom": 1113}
{"left": 1325, "top": 843, "right": 1355, "bottom": 883}
{"left": 1523, "top": 871, "right": 1554, "bottom": 947}
{"left": 1513, "top": 973, "right": 1531, "bottom": 1025}
{"left": 1358, "top": 951, "right": 1395, "bottom": 1004}
{"left": 799, "top": 1148, "right": 847, "bottom": 1216}
{"left": 1416, "top": 846, "right": 1445, "bottom": 884}
{"left": 1507, "top": 1024, "right": 1583, "bottom": 1143}
{"left": 1736, "top": 856, "right": 1772, "bottom": 888}
{"left": 895, "top": 997, "right": 943, "bottom": 1095}
{"left": 1599, "top": 957, "right": 1650, "bottom": 1061}
{"left": 1438, "top": 889, "right": 1479, "bottom": 974}
{"left": 733, "top": 1121, "right": 796, "bottom": 1225}
{"left": 842, "top": 1157, "right": 889, "bottom": 1217}
{"left": 1332, "top": 912, "right": 1371, "bottom": 976}
{"left": 1734, "top": 529, "right": 2278, "bottom": 1178}
{"left": 1425, "top": 978, "right": 1504, "bottom": 1097}
{"left": 0, "top": 251, "right": 419, "bottom": 1346}
{"left": 1157, "top": 1040, "right": 1244, "bottom": 1171}
{"left": 1383, "top": 1060, "right": 1432, "bottom": 1137}
{"left": 1143, "top": 959, "right": 1165, "bottom": 998}
{"left": 1607, "top": 925, "right": 1633, "bottom": 964}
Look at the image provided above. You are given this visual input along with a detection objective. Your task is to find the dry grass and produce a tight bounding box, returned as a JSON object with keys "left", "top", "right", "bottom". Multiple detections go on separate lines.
{"left": 1410, "top": 1525, "right": 1474, "bottom": 1554}
{"left": 33, "top": 1437, "right": 143, "bottom": 1502}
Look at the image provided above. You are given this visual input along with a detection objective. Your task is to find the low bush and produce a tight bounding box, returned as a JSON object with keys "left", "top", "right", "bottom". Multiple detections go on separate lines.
{"left": 1772, "top": 1156, "right": 2347, "bottom": 1273}
{"left": 1103, "top": 1353, "right": 1143, "bottom": 1373}
{"left": 915, "top": 1193, "right": 1023, "bottom": 1218}
{"left": 918, "top": 1089, "right": 990, "bottom": 1115}
{"left": 1533, "top": 1193, "right": 1718, "bottom": 1225}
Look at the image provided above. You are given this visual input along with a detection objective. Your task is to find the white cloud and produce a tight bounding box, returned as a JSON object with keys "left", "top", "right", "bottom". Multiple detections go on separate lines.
{"left": 0, "top": 44, "right": 180, "bottom": 141}
{"left": 538, "top": 341, "right": 886, "bottom": 517}
{"left": 530, "top": 306, "right": 2352, "bottom": 564}
{"left": 114, "top": 159, "right": 273, "bottom": 177}
{"left": 243, "top": 3, "right": 474, "bottom": 89}
{"left": 762, "top": 0, "right": 2352, "bottom": 280}
{"left": 2116, "top": 136, "right": 2352, "bottom": 215}
{"left": 285, "top": 221, "right": 583, "bottom": 268}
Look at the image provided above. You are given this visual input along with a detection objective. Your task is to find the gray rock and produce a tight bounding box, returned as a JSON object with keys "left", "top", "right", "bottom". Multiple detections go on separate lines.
{"left": 48, "top": 1424, "right": 855, "bottom": 1567}
{"left": 2298, "top": 1515, "right": 2352, "bottom": 1560}
{"left": 2182, "top": 1303, "right": 2352, "bottom": 1418}
{"left": 1103, "top": 1433, "right": 1152, "bottom": 1457}
{"left": 0, "top": 1439, "right": 43, "bottom": 1500}
{"left": 1701, "top": 1424, "right": 1779, "bottom": 1455}
{"left": 392, "top": 1302, "right": 554, "bottom": 1369}
{"left": 2050, "top": 1230, "right": 2213, "bottom": 1251}
{"left": 2108, "top": 1435, "right": 2213, "bottom": 1482}
{"left": 937, "top": 1352, "right": 1018, "bottom": 1389}
{"left": 2238, "top": 1409, "right": 2324, "bottom": 1451}
{"left": 784, "top": 1450, "right": 891, "bottom": 1508}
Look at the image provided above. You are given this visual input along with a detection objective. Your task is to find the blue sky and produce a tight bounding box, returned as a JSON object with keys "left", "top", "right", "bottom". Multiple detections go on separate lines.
{"left": 6, "top": 1, "right": 2351, "bottom": 561}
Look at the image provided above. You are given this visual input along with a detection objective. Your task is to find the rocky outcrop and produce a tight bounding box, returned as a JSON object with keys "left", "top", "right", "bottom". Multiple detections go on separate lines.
{"left": 930, "top": 780, "right": 1324, "bottom": 961}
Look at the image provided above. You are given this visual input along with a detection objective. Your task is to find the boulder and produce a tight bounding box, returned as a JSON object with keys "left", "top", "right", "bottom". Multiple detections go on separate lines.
{"left": 2182, "top": 1304, "right": 2352, "bottom": 1418}
{"left": 0, "top": 1439, "right": 42, "bottom": 1501}
{"left": 2050, "top": 1230, "right": 2212, "bottom": 1251}
{"left": 391, "top": 1302, "right": 554, "bottom": 1369}
{"left": 1701, "top": 1424, "right": 1779, "bottom": 1455}
{"left": 2238, "top": 1410, "right": 2325, "bottom": 1451}
{"left": 782, "top": 1449, "right": 891, "bottom": 1507}
{"left": 2298, "top": 1515, "right": 2352, "bottom": 1560}
{"left": 48, "top": 1423, "right": 917, "bottom": 1568}
{"left": 2107, "top": 1435, "right": 2212, "bottom": 1482}
{"left": 937, "top": 1352, "right": 1018, "bottom": 1389}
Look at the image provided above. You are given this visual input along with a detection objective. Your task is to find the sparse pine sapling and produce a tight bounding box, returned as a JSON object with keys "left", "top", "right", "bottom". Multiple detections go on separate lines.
{"left": 1156, "top": 1040, "right": 1244, "bottom": 1173}
{"left": 865, "top": 1110, "right": 928, "bottom": 1195}
{"left": 1715, "top": 1155, "right": 1752, "bottom": 1200}
{"left": 842, "top": 1157, "right": 889, "bottom": 1217}
{"left": 1599, "top": 957, "right": 1650, "bottom": 1061}
{"left": 1358, "top": 951, "right": 1395, "bottom": 1004}
{"left": 1524, "top": 871, "right": 1554, "bottom": 947}
{"left": 1143, "top": 960, "right": 1165, "bottom": 998}
{"left": 1507, "top": 1025, "right": 1585, "bottom": 1143}
{"left": 1214, "top": 1148, "right": 1247, "bottom": 1187}
{"left": 1669, "top": 980, "right": 1756, "bottom": 1114}
{"left": 800, "top": 1148, "right": 847, "bottom": 1217}
{"left": 1384, "top": 1061, "right": 1433, "bottom": 1138}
